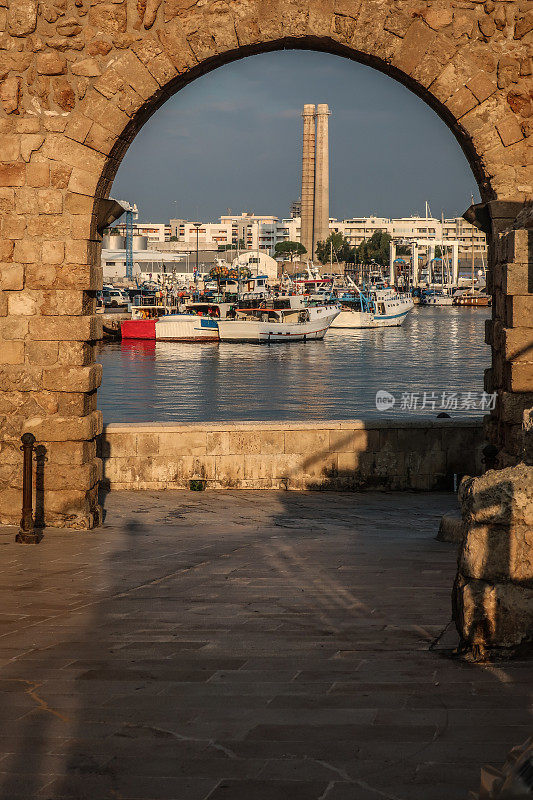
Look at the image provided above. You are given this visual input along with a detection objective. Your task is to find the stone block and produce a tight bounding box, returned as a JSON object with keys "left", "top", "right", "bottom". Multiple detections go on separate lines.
{"left": 0, "top": 339, "right": 24, "bottom": 364}
{"left": 2, "top": 214, "right": 26, "bottom": 238}
{"left": 0, "top": 262, "right": 23, "bottom": 290}
{"left": 101, "top": 431, "right": 137, "bottom": 458}
{"left": 29, "top": 315, "right": 102, "bottom": 341}
{"left": 37, "top": 188, "right": 63, "bottom": 214}
{"left": 67, "top": 167, "right": 99, "bottom": 197}
{"left": 284, "top": 429, "right": 329, "bottom": 455}
{"left": 336, "top": 450, "right": 361, "bottom": 474}
{"left": 25, "top": 340, "right": 59, "bottom": 366}
{"left": 112, "top": 50, "right": 160, "bottom": 101}
{"left": 225, "top": 429, "right": 285, "bottom": 455}
{"left": 24, "top": 263, "right": 56, "bottom": 290}
{"left": 499, "top": 391, "right": 533, "bottom": 424}
{"left": 461, "top": 522, "right": 533, "bottom": 584}
{"left": 0, "top": 134, "right": 20, "bottom": 161}
{"left": 445, "top": 86, "right": 478, "bottom": 119}
{"left": 215, "top": 454, "right": 245, "bottom": 485}
{"left": 58, "top": 341, "right": 95, "bottom": 366}
{"left": 507, "top": 295, "right": 533, "bottom": 328}
{"left": 158, "top": 430, "right": 207, "bottom": 456}
{"left": 47, "top": 439, "right": 97, "bottom": 465}
{"left": 136, "top": 432, "right": 160, "bottom": 457}
{"left": 454, "top": 574, "right": 533, "bottom": 649}
{"left": 0, "top": 487, "right": 21, "bottom": 525}
{"left": 42, "top": 241, "right": 65, "bottom": 265}
{"left": 7, "top": 290, "right": 39, "bottom": 315}
{"left": 459, "top": 464, "right": 533, "bottom": 527}
{"left": 23, "top": 410, "right": 103, "bottom": 441}
{"left": 42, "top": 364, "right": 102, "bottom": 392}
{"left": 58, "top": 390, "right": 97, "bottom": 417}
{"left": 436, "top": 511, "right": 465, "bottom": 543}
{"left": 206, "top": 430, "right": 230, "bottom": 455}
{"left": 329, "top": 428, "right": 377, "bottom": 452}
{"left": 0, "top": 315, "right": 29, "bottom": 339}
{"left": 25, "top": 162, "right": 49, "bottom": 188}
{"left": 13, "top": 240, "right": 39, "bottom": 263}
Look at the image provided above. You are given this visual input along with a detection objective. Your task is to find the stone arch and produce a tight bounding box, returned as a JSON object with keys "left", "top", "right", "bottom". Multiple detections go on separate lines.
{"left": 0, "top": 0, "right": 531, "bottom": 649}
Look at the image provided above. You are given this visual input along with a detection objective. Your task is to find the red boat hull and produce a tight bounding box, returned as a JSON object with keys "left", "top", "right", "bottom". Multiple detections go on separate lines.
{"left": 121, "top": 319, "right": 156, "bottom": 339}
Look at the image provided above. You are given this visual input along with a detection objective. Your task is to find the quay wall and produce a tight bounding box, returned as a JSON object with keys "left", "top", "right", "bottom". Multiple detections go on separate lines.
{"left": 99, "top": 420, "right": 484, "bottom": 492}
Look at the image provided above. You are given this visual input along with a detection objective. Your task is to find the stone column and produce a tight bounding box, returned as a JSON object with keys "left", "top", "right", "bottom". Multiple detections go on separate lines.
{"left": 313, "top": 103, "right": 330, "bottom": 259}
{"left": 454, "top": 203, "right": 533, "bottom": 656}
{"left": 0, "top": 142, "right": 104, "bottom": 530}
{"left": 300, "top": 104, "right": 315, "bottom": 262}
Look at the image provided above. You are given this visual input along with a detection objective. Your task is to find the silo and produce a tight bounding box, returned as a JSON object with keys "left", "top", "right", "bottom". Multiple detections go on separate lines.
{"left": 132, "top": 235, "right": 148, "bottom": 251}
{"left": 103, "top": 234, "right": 125, "bottom": 250}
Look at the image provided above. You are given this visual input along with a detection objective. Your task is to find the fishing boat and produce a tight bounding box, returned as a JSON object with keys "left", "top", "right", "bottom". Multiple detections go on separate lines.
{"left": 121, "top": 302, "right": 231, "bottom": 341}
{"left": 453, "top": 290, "right": 491, "bottom": 307}
{"left": 217, "top": 296, "right": 339, "bottom": 343}
{"left": 420, "top": 289, "right": 454, "bottom": 306}
{"left": 330, "top": 286, "right": 413, "bottom": 328}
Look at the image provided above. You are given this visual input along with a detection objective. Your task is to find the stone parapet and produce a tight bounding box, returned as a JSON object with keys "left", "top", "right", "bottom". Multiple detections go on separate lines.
{"left": 97, "top": 419, "right": 484, "bottom": 492}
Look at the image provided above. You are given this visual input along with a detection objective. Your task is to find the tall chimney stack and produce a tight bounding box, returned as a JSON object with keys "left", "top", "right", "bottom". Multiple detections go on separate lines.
{"left": 300, "top": 103, "right": 316, "bottom": 261}
{"left": 313, "top": 103, "right": 330, "bottom": 257}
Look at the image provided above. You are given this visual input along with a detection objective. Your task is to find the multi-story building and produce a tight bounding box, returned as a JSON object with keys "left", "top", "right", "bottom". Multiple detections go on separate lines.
{"left": 170, "top": 219, "right": 233, "bottom": 251}
{"left": 114, "top": 221, "right": 170, "bottom": 243}
{"left": 123, "top": 209, "right": 486, "bottom": 263}
{"left": 333, "top": 214, "right": 486, "bottom": 260}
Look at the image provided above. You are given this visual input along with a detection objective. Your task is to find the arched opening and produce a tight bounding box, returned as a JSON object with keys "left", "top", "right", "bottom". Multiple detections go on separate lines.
{"left": 94, "top": 37, "right": 495, "bottom": 213}
{"left": 94, "top": 44, "right": 491, "bottom": 437}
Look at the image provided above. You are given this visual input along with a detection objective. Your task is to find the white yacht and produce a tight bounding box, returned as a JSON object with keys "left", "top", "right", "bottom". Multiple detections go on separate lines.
{"left": 331, "top": 286, "right": 413, "bottom": 329}
{"left": 217, "top": 296, "right": 339, "bottom": 343}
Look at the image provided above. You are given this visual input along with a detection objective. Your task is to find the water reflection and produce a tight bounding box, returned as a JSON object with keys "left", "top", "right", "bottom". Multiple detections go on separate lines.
{"left": 97, "top": 307, "right": 491, "bottom": 423}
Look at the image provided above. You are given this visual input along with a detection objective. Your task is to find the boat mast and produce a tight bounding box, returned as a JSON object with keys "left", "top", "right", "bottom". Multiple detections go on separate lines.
{"left": 471, "top": 193, "right": 475, "bottom": 294}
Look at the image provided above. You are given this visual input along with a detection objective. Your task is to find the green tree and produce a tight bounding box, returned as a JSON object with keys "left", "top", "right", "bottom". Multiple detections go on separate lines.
{"left": 315, "top": 232, "right": 354, "bottom": 265}
{"left": 356, "top": 231, "right": 391, "bottom": 266}
{"left": 396, "top": 244, "right": 411, "bottom": 256}
{"left": 169, "top": 235, "right": 178, "bottom": 242}
{"left": 274, "top": 240, "right": 307, "bottom": 262}
{"left": 434, "top": 245, "right": 442, "bottom": 258}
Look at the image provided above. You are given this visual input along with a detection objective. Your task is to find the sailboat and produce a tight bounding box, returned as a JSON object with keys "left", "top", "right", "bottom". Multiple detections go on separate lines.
{"left": 454, "top": 196, "right": 491, "bottom": 307}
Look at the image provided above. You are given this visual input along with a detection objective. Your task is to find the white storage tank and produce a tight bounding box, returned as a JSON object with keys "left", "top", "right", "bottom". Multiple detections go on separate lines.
{"left": 103, "top": 234, "right": 125, "bottom": 250}
{"left": 132, "top": 235, "right": 148, "bottom": 251}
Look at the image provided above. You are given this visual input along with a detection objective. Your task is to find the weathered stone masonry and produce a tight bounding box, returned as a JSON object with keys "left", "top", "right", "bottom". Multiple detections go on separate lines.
{"left": 0, "top": 0, "right": 531, "bottom": 649}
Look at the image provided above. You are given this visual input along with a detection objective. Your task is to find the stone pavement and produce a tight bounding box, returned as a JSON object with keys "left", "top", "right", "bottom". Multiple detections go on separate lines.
{"left": 0, "top": 491, "right": 531, "bottom": 800}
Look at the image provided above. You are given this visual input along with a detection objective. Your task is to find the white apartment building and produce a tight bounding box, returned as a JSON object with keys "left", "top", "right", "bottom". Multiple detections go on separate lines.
{"left": 170, "top": 219, "right": 233, "bottom": 250}
{"left": 135, "top": 210, "right": 486, "bottom": 262}
{"left": 333, "top": 215, "right": 486, "bottom": 259}
{"left": 114, "top": 221, "right": 170, "bottom": 243}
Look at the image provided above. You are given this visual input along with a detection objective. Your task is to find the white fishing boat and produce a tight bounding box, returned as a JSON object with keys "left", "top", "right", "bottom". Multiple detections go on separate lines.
{"left": 420, "top": 290, "right": 454, "bottom": 306}
{"left": 331, "top": 286, "right": 413, "bottom": 329}
{"left": 122, "top": 302, "right": 231, "bottom": 341}
{"left": 217, "top": 297, "right": 339, "bottom": 343}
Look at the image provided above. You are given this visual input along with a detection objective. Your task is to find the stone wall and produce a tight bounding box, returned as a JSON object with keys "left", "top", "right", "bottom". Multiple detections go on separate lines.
{"left": 98, "top": 419, "right": 484, "bottom": 492}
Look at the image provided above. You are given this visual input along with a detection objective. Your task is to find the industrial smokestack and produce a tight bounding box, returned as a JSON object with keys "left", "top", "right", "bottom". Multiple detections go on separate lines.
{"left": 313, "top": 103, "right": 330, "bottom": 257}
{"left": 301, "top": 104, "right": 316, "bottom": 261}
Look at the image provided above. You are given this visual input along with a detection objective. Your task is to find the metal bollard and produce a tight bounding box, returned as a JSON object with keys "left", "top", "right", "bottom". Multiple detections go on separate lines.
{"left": 16, "top": 433, "right": 42, "bottom": 544}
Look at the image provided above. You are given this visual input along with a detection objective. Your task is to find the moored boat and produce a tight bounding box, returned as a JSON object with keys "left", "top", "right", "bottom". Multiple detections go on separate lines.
{"left": 121, "top": 302, "right": 230, "bottom": 341}
{"left": 453, "top": 290, "right": 491, "bottom": 307}
{"left": 217, "top": 297, "right": 339, "bottom": 343}
{"left": 331, "top": 286, "right": 413, "bottom": 328}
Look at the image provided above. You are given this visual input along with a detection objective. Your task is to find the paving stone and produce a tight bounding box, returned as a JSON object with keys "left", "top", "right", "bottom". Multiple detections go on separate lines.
{"left": 0, "top": 491, "right": 530, "bottom": 800}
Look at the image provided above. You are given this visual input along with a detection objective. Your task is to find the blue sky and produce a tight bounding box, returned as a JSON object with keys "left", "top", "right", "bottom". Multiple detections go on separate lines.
{"left": 112, "top": 49, "right": 480, "bottom": 224}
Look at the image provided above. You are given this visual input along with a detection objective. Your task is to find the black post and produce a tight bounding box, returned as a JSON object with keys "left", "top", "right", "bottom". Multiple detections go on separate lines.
{"left": 16, "top": 433, "right": 42, "bottom": 544}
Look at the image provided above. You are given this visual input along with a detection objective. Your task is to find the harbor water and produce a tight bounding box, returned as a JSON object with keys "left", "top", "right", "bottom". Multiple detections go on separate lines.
{"left": 97, "top": 306, "right": 491, "bottom": 423}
